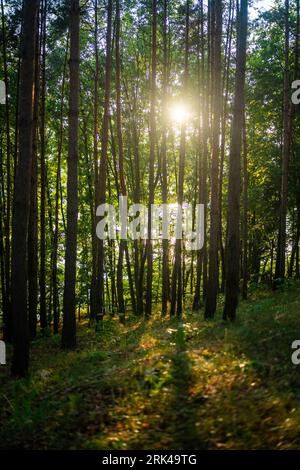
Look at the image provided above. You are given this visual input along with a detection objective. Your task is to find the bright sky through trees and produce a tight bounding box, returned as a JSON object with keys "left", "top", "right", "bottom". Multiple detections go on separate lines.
{"left": 169, "top": 103, "right": 190, "bottom": 124}
{"left": 250, "top": 0, "right": 275, "bottom": 18}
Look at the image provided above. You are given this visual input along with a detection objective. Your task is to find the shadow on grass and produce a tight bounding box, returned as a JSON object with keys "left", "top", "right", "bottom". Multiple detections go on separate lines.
{"left": 2, "top": 285, "right": 300, "bottom": 449}
{"left": 128, "top": 320, "right": 207, "bottom": 450}
{"left": 167, "top": 323, "right": 207, "bottom": 450}
{"left": 0, "top": 317, "right": 148, "bottom": 449}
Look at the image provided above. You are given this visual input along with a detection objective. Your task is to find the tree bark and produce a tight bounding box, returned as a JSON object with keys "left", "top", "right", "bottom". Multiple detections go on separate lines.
{"left": 96, "top": 0, "right": 113, "bottom": 318}
{"left": 39, "top": 0, "right": 47, "bottom": 331}
{"left": 170, "top": 0, "right": 189, "bottom": 318}
{"left": 242, "top": 112, "right": 249, "bottom": 299}
{"left": 223, "top": 0, "right": 248, "bottom": 321}
{"left": 11, "top": 0, "right": 39, "bottom": 377}
{"left": 1, "top": 0, "right": 12, "bottom": 342}
{"left": 28, "top": 10, "right": 40, "bottom": 339}
{"left": 219, "top": 0, "right": 234, "bottom": 294}
{"left": 205, "top": 0, "right": 222, "bottom": 319}
{"left": 161, "top": 0, "right": 170, "bottom": 316}
{"left": 145, "top": 0, "right": 157, "bottom": 318}
{"left": 274, "top": 0, "right": 291, "bottom": 283}
{"left": 116, "top": 0, "right": 127, "bottom": 321}
{"left": 62, "top": 0, "right": 80, "bottom": 349}
{"left": 193, "top": 0, "right": 207, "bottom": 312}
{"left": 53, "top": 34, "right": 69, "bottom": 334}
{"left": 90, "top": 0, "right": 100, "bottom": 321}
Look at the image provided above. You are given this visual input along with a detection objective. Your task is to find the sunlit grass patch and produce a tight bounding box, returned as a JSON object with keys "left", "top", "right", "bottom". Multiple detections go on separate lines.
{"left": 1, "top": 283, "right": 300, "bottom": 449}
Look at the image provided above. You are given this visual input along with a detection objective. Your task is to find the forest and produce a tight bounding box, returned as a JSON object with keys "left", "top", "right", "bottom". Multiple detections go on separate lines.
{"left": 1, "top": 0, "right": 300, "bottom": 452}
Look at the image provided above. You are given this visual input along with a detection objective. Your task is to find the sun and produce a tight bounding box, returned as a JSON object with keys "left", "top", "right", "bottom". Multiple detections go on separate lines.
{"left": 170, "top": 103, "right": 189, "bottom": 124}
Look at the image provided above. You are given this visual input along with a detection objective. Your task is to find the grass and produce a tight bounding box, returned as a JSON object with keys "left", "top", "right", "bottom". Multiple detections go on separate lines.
{"left": 1, "top": 281, "right": 300, "bottom": 449}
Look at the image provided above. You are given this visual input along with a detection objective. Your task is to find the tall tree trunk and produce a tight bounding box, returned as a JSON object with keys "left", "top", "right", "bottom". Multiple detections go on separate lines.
{"left": 116, "top": 0, "right": 127, "bottom": 320}
{"left": 205, "top": 0, "right": 222, "bottom": 319}
{"left": 193, "top": 0, "right": 206, "bottom": 312}
{"left": 145, "top": 0, "right": 157, "bottom": 318}
{"left": 96, "top": 0, "right": 113, "bottom": 318}
{"left": 1, "top": 0, "right": 12, "bottom": 342}
{"left": 274, "top": 0, "right": 291, "bottom": 283}
{"left": 28, "top": 11, "right": 40, "bottom": 339}
{"left": 134, "top": 155, "right": 143, "bottom": 316}
{"left": 287, "top": 0, "right": 300, "bottom": 279}
{"left": 223, "top": 0, "right": 248, "bottom": 321}
{"left": 53, "top": 34, "right": 68, "bottom": 334}
{"left": 126, "top": 79, "right": 143, "bottom": 315}
{"left": 90, "top": 0, "right": 100, "bottom": 321}
{"left": 0, "top": 143, "right": 7, "bottom": 340}
{"left": 170, "top": 0, "right": 189, "bottom": 318}
{"left": 11, "top": 0, "right": 39, "bottom": 377}
{"left": 219, "top": 0, "right": 234, "bottom": 293}
{"left": 161, "top": 0, "right": 170, "bottom": 316}
{"left": 201, "top": 0, "right": 209, "bottom": 303}
{"left": 62, "top": 0, "right": 80, "bottom": 349}
{"left": 45, "top": 163, "right": 54, "bottom": 318}
{"left": 14, "top": 29, "right": 22, "bottom": 180}
{"left": 242, "top": 113, "right": 248, "bottom": 299}
{"left": 39, "top": 0, "right": 47, "bottom": 331}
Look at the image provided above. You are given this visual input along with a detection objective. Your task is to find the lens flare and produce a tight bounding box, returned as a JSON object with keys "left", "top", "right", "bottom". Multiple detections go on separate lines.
{"left": 170, "top": 103, "right": 189, "bottom": 124}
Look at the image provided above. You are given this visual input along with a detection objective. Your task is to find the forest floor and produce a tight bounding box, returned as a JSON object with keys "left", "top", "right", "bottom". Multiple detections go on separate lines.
{"left": 1, "top": 282, "right": 300, "bottom": 450}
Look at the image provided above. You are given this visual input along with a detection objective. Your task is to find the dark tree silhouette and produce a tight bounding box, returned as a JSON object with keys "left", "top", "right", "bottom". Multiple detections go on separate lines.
{"left": 11, "top": 0, "right": 39, "bottom": 377}
{"left": 223, "top": 0, "right": 248, "bottom": 321}
{"left": 62, "top": 0, "right": 80, "bottom": 349}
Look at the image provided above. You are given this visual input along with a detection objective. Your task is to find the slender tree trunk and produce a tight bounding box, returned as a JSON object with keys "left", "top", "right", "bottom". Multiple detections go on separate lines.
{"left": 39, "top": 0, "right": 47, "bottom": 331}
{"left": 62, "top": 0, "right": 80, "bottom": 349}
{"left": 287, "top": 0, "right": 300, "bottom": 279}
{"left": 201, "top": 1, "right": 209, "bottom": 303}
{"left": 270, "top": 239, "right": 274, "bottom": 279}
{"left": 242, "top": 112, "right": 248, "bottom": 299}
{"left": 116, "top": 0, "right": 127, "bottom": 321}
{"left": 145, "top": 0, "right": 157, "bottom": 318}
{"left": 193, "top": 0, "right": 206, "bottom": 311}
{"left": 274, "top": 0, "right": 291, "bottom": 283}
{"left": 0, "top": 145, "right": 7, "bottom": 339}
{"left": 219, "top": 0, "right": 234, "bottom": 293}
{"left": 223, "top": 0, "right": 248, "bottom": 321}
{"left": 14, "top": 31, "right": 22, "bottom": 180}
{"left": 90, "top": 0, "right": 100, "bottom": 321}
{"left": 96, "top": 0, "right": 113, "bottom": 318}
{"left": 53, "top": 34, "right": 68, "bottom": 334}
{"left": 126, "top": 86, "right": 143, "bottom": 315}
{"left": 170, "top": 0, "right": 189, "bottom": 318}
{"left": 125, "top": 244, "right": 136, "bottom": 313}
{"left": 28, "top": 11, "right": 40, "bottom": 339}
{"left": 11, "top": 0, "right": 39, "bottom": 377}
{"left": 205, "top": 0, "right": 222, "bottom": 319}
{"left": 1, "top": 0, "right": 12, "bottom": 342}
{"left": 161, "top": 0, "right": 170, "bottom": 316}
